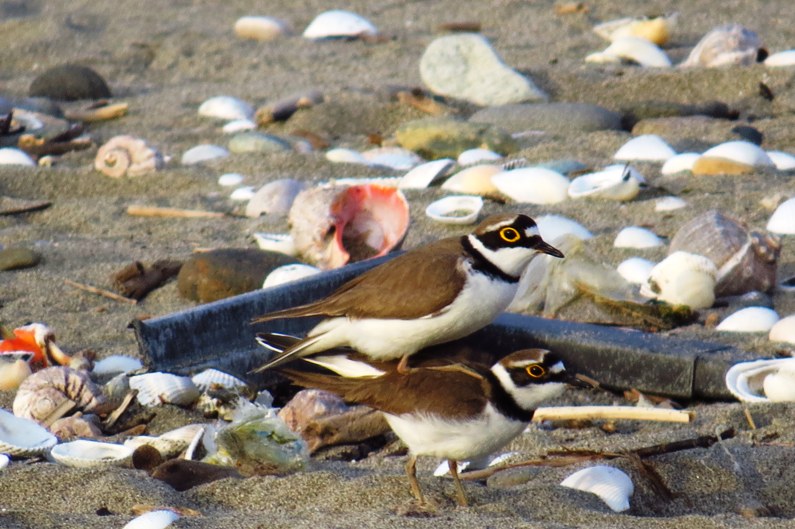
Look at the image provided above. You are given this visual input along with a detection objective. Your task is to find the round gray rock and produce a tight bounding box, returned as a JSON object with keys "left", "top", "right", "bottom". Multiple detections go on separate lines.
{"left": 470, "top": 103, "right": 623, "bottom": 134}
{"left": 420, "top": 33, "right": 547, "bottom": 106}
{"left": 228, "top": 131, "right": 292, "bottom": 154}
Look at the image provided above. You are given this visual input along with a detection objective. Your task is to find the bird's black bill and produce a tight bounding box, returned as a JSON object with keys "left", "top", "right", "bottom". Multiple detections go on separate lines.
{"left": 536, "top": 240, "right": 565, "bottom": 259}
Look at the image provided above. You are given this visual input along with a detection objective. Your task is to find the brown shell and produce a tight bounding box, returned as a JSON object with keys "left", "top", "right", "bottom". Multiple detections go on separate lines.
{"left": 669, "top": 210, "right": 780, "bottom": 296}
{"left": 12, "top": 366, "right": 109, "bottom": 422}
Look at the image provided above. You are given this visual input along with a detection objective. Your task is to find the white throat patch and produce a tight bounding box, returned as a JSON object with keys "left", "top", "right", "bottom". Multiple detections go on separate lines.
{"left": 466, "top": 234, "right": 538, "bottom": 278}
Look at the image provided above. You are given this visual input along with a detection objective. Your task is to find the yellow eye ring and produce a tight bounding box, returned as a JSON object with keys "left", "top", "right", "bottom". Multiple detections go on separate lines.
{"left": 499, "top": 227, "right": 521, "bottom": 243}
{"left": 526, "top": 364, "right": 546, "bottom": 378}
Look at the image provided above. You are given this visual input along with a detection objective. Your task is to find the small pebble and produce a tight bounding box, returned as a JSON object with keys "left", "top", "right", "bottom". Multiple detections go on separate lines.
{"left": 0, "top": 247, "right": 41, "bottom": 271}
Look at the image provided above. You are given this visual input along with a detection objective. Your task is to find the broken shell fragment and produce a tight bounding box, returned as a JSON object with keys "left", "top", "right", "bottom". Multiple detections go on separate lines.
{"left": 50, "top": 439, "right": 133, "bottom": 468}
{"left": 441, "top": 164, "right": 502, "bottom": 197}
{"left": 614, "top": 227, "right": 664, "bottom": 249}
{"left": 0, "top": 408, "right": 57, "bottom": 457}
{"left": 716, "top": 306, "right": 780, "bottom": 332}
{"left": 425, "top": 195, "right": 483, "bottom": 225}
{"left": 568, "top": 164, "right": 643, "bottom": 201}
{"left": 765, "top": 49, "right": 795, "bottom": 67}
{"left": 491, "top": 167, "right": 570, "bottom": 204}
{"left": 399, "top": 158, "right": 454, "bottom": 189}
{"left": 128, "top": 372, "right": 200, "bottom": 407}
{"left": 303, "top": 10, "right": 378, "bottom": 40}
{"left": 561, "top": 465, "right": 634, "bottom": 512}
{"left": 616, "top": 257, "right": 655, "bottom": 285}
{"left": 766, "top": 151, "right": 795, "bottom": 170}
{"left": 593, "top": 14, "right": 676, "bottom": 45}
{"left": 13, "top": 366, "right": 108, "bottom": 422}
{"left": 769, "top": 315, "right": 795, "bottom": 344}
{"left": 361, "top": 146, "right": 423, "bottom": 171}
{"left": 661, "top": 152, "right": 700, "bottom": 175}
{"left": 123, "top": 510, "right": 180, "bottom": 529}
{"left": 0, "top": 147, "right": 36, "bottom": 166}
{"left": 94, "top": 135, "right": 164, "bottom": 178}
{"left": 198, "top": 96, "right": 254, "bottom": 121}
{"left": 263, "top": 263, "right": 321, "bottom": 288}
{"left": 245, "top": 179, "right": 306, "bottom": 218}
{"left": 587, "top": 36, "right": 671, "bottom": 67}
{"left": 680, "top": 24, "right": 764, "bottom": 68}
{"left": 654, "top": 196, "right": 687, "bottom": 212}
{"left": 253, "top": 233, "right": 298, "bottom": 256}
{"left": 725, "top": 358, "right": 795, "bottom": 402}
{"left": 640, "top": 251, "right": 717, "bottom": 309}
{"left": 767, "top": 197, "right": 795, "bottom": 235}
{"left": 234, "top": 16, "right": 291, "bottom": 41}
{"left": 255, "top": 90, "right": 323, "bottom": 125}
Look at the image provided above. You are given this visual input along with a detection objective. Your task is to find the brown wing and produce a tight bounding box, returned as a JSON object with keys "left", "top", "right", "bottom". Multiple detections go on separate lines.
{"left": 253, "top": 237, "right": 466, "bottom": 322}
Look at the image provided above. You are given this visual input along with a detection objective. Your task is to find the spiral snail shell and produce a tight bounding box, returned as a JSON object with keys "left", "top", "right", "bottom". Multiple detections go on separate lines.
{"left": 94, "top": 135, "right": 164, "bottom": 178}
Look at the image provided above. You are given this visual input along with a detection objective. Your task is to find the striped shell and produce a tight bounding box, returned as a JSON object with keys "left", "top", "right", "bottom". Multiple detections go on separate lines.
{"left": 129, "top": 372, "right": 200, "bottom": 407}
{"left": 50, "top": 439, "right": 133, "bottom": 468}
{"left": 191, "top": 369, "right": 248, "bottom": 392}
{"left": 94, "top": 135, "right": 164, "bottom": 178}
{"left": 13, "top": 366, "right": 108, "bottom": 422}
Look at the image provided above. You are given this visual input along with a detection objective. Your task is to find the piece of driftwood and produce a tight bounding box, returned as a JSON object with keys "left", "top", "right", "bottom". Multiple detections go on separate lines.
{"left": 112, "top": 260, "right": 183, "bottom": 300}
{"left": 17, "top": 124, "right": 92, "bottom": 156}
{"left": 533, "top": 406, "right": 693, "bottom": 424}
{"left": 64, "top": 101, "right": 129, "bottom": 122}
{"left": 64, "top": 278, "right": 138, "bottom": 305}
{"left": 126, "top": 205, "right": 225, "bottom": 218}
{"left": 103, "top": 390, "right": 139, "bottom": 430}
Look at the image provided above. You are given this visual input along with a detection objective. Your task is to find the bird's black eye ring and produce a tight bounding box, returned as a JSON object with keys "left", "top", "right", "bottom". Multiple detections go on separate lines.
{"left": 526, "top": 364, "right": 546, "bottom": 378}
{"left": 499, "top": 227, "right": 521, "bottom": 243}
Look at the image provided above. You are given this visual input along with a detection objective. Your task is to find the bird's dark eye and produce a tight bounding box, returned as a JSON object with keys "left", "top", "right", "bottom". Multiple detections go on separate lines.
{"left": 499, "top": 227, "right": 521, "bottom": 243}
{"left": 526, "top": 364, "right": 546, "bottom": 378}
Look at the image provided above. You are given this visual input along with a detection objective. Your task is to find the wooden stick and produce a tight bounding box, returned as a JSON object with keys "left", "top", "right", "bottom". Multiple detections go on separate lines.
{"left": 41, "top": 398, "right": 76, "bottom": 427}
{"left": 64, "top": 101, "right": 129, "bottom": 122}
{"left": 126, "top": 205, "right": 225, "bottom": 219}
{"left": 64, "top": 278, "right": 137, "bottom": 305}
{"left": 532, "top": 406, "right": 694, "bottom": 424}
{"left": 103, "top": 390, "right": 139, "bottom": 429}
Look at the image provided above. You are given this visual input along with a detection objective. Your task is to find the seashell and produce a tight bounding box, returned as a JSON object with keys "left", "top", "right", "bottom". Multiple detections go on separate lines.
{"left": 399, "top": 158, "right": 454, "bottom": 189}
{"left": 661, "top": 152, "right": 700, "bottom": 175}
{"left": 230, "top": 186, "right": 255, "bottom": 201}
{"left": 700, "top": 140, "right": 774, "bottom": 167}
{"left": 614, "top": 135, "right": 676, "bottom": 162}
{"left": 263, "top": 263, "right": 321, "bottom": 288}
{"left": 568, "top": 164, "right": 643, "bottom": 201}
{"left": 255, "top": 89, "right": 324, "bottom": 125}
{"left": 13, "top": 366, "right": 108, "bottom": 422}
{"left": 765, "top": 49, "right": 795, "bottom": 67}
{"left": 593, "top": 14, "right": 676, "bottom": 45}
{"left": 128, "top": 372, "right": 200, "bottom": 407}
{"left": 303, "top": 9, "right": 378, "bottom": 40}
{"left": 561, "top": 465, "right": 634, "bottom": 512}
{"left": 0, "top": 355, "right": 32, "bottom": 391}
{"left": 125, "top": 424, "right": 205, "bottom": 458}
{"left": 330, "top": 176, "right": 402, "bottom": 188}
{"left": 692, "top": 157, "right": 753, "bottom": 176}
{"left": 0, "top": 453, "right": 8, "bottom": 470}
{"left": 655, "top": 196, "right": 687, "bottom": 212}
{"left": 425, "top": 195, "right": 483, "bottom": 225}
{"left": 218, "top": 173, "right": 245, "bottom": 187}
{"left": 716, "top": 306, "right": 779, "bottom": 332}
{"left": 94, "top": 135, "right": 164, "bottom": 178}
{"left": 616, "top": 257, "right": 656, "bottom": 284}
{"left": 536, "top": 214, "right": 594, "bottom": 241}
{"left": 441, "top": 164, "right": 502, "bottom": 197}
{"left": 680, "top": 24, "right": 763, "bottom": 68}
{"left": 767, "top": 197, "right": 795, "bottom": 235}
{"left": 588, "top": 36, "right": 672, "bottom": 67}
{"left": 0, "top": 408, "right": 57, "bottom": 457}
{"left": 457, "top": 148, "right": 502, "bottom": 166}
{"left": 222, "top": 119, "right": 257, "bottom": 134}
{"left": 49, "top": 413, "right": 103, "bottom": 440}
{"left": 198, "top": 96, "right": 254, "bottom": 121}
{"left": 123, "top": 509, "right": 180, "bottom": 529}
{"left": 253, "top": 232, "right": 298, "bottom": 256}
{"left": 614, "top": 226, "right": 664, "bottom": 249}
{"left": 245, "top": 179, "right": 306, "bottom": 218}
{"left": 325, "top": 147, "right": 369, "bottom": 165}
{"left": 669, "top": 210, "right": 781, "bottom": 296}
{"left": 234, "top": 16, "right": 291, "bottom": 41}
{"left": 725, "top": 358, "right": 795, "bottom": 402}
{"left": 50, "top": 439, "right": 133, "bottom": 468}
{"left": 766, "top": 151, "right": 795, "bottom": 171}
{"left": 491, "top": 167, "right": 570, "bottom": 204}
{"left": 191, "top": 369, "right": 248, "bottom": 392}
{"left": 181, "top": 144, "right": 229, "bottom": 165}
{"left": 92, "top": 355, "right": 143, "bottom": 376}
{"left": 0, "top": 147, "right": 36, "bottom": 166}
{"left": 361, "top": 147, "right": 423, "bottom": 171}
{"left": 769, "top": 315, "right": 795, "bottom": 344}
{"left": 640, "top": 251, "right": 717, "bottom": 309}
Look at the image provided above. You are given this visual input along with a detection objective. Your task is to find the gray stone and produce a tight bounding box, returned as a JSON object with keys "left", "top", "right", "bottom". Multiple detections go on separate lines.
{"left": 28, "top": 64, "right": 111, "bottom": 101}
{"left": 394, "top": 117, "right": 516, "bottom": 159}
{"left": 420, "top": 33, "right": 547, "bottom": 106}
{"left": 470, "top": 103, "right": 623, "bottom": 134}
{"left": 228, "top": 131, "right": 292, "bottom": 154}
{"left": 0, "top": 247, "right": 40, "bottom": 271}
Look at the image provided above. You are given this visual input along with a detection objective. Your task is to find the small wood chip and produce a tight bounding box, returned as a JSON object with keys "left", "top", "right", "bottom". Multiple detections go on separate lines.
{"left": 126, "top": 205, "right": 225, "bottom": 218}
{"left": 64, "top": 278, "right": 138, "bottom": 305}
{"left": 64, "top": 101, "right": 129, "bottom": 122}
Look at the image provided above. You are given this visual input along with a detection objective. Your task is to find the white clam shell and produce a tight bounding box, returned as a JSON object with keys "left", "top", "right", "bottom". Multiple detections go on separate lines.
{"left": 616, "top": 257, "right": 656, "bottom": 284}
{"left": 441, "top": 164, "right": 501, "bottom": 196}
{"left": 128, "top": 372, "right": 200, "bottom": 407}
{"left": 701, "top": 141, "right": 774, "bottom": 167}
{"left": 230, "top": 186, "right": 256, "bottom": 201}
{"left": 0, "top": 408, "right": 57, "bottom": 457}
{"left": 457, "top": 148, "right": 502, "bottom": 166}
{"left": 0, "top": 147, "right": 36, "bottom": 166}
{"left": 661, "top": 152, "right": 700, "bottom": 174}
{"left": 425, "top": 195, "right": 483, "bottom": 225}
{"left": 218, "top": 173, "right": 245, "bottom": 187}
{"left": 491, "top": 167, "right": 569, "bottom": 204}
{"left": 614, "top": 226, "right": 664, "bottom": 249}
{"left": 766, "top": 151, "right": 795, "bottom": 171}
{"left": 124, "top": 424, "right": 205, "bottom": 457}
{"left": 303, "top": 9, "right": 378, "bottom": 39}
{"left": 253, "top": 232, "right": 298, "bottom": 256}
{"left": 725, "top": 358, "right": 795, "bottom": 403}
{"left": 654, "top": 196, "right": 688, "bottom": 212}
{"left": 568, "top": 164, "right": 643, "bottom": 201}
{"left": 198, "top": 96, "right": 254, "bottom": 121}
{"left": 614, "top": 134, "right": 676, "bottom": 162}
{"left": 50, "top": 439, "right": 133, "bottom": 468}
{"left": 245, "top": 178, "right": 305, "bottom": 218}
{"left": 561, "top": 465, "right": 634, "bottom": 512}
{"left": 234, "top": 16, "right": 291, "bottom": 41}
{"left": 222, "top": 119, "right": 256, "bottom": 134}
{"left": 769, "top": 315, "right": 795, "bottom": 344}
{"left": 181, "top": 144, "right": 229, "bottom": 165}
{"left": 765, "top": 49, "right": 795, "bottom": 67}
{"left": 640, "top": 251, "right": 717, "bottom": 309}
{"left": 191, "top": 369, "right": 247, "bottom": 391}
{"left": 0, "top": 453, "right": 9, "bottom": 470}
{"left": 92, "top": 355, "right": 143, "bottom": 376}
{"left": 716, "top": 307, "right": 780, "bottom": 332}
{"left": 123, "top": 510, "right": 180, "bottom": 529}
{"left": 361, "top": 147, "right": 422, "bottom": 171}
{"left": 399, "top": 158, "right": 454, "bottom": 189}
{"left": 263, "top": 263, "right": 321, "bottom": 288}
{"left": 590, "top": 36, "right": 671, "bottom": 67}
{"left": 593, "top": 15, "right": 675, "bottom": 45}
{"left": 325, "top": 147, "right": 369, "bottom": 165}
{"left": 767, "top": 197, "right": 795, "bottom": 235}
{"left": 536, "top": 214, "right": 593, "bottom": 241}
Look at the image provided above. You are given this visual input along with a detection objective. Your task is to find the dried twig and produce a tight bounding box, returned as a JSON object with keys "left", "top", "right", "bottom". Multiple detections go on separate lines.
{"left": 64, "top": 101, "right": 129, "bottom": 123}
{"left": 126, "top": 205, "right": 225, "bottom": 218}
{"left": 533, "top": 406, "right": 694, "bottom": 424}
{"left": 41, "top": 398, "right": 76, "bottom": 427}
{"left": 64, "top": 278, "right": 137, "bottom": 305}
{"left": 103, "top": 390, "right": 139, "bottom": 429}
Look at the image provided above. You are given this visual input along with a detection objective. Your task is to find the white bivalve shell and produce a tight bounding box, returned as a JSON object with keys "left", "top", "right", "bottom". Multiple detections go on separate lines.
{"left": 766, "top": 151, "right": 795, "bottom": 170}
{"left": 0, "top": 147, "right": 36, "bottom": 166}
{"left": 245, "top": 179, "right": 306, "bottom": 218}
{"left": 616, "top": 257, "right": 656, "bottom": 284}
{"left": 441, "top": 164, "right": 502, "bottom": 197}
{"left": 536, "top": 215, "right": 593, "bottom": 241}
{"left": 640, "top": 251, "right": 717, "bottom": 309}
{"left": 725, "top": 358, "right": 795, "bottom": 403}
{"left": 655, "top": 196, "right": 688, "bottom": 212}
{"left": 680, "top": 24, "right": 763, "bottom": 68}
{"left": 561, "top": 465, "right": 634, "bottom": 512}
{"left": 716, "top": 307, "right": 779, "bottom": 332}
{"left": 767, "top": 197, "right": 795, "bottom": 235}
{"left": 614, "top": 135, "right": 676, "bottom": 162}
{"left": 123, "top": 510, "right": 180, "bottom": 529}
{"left": 234, "top": 16, "right": 291, "bottom": 41}
{"left": 769, "top": 315, "right": 795, "bottom": 344}
{"left": 457, "top": 148, "right": 502, "bottom": 166}
{"left": 218, "top": 173, "right": 245, "bottom": 187}
{"left": 50, "top": 439, "right": 133, "bottom": 468}
{"left": 587, "top": 36, "right": 671, "bottom": 67}
{"left": 263, "top": 263, "right": 321, "bottom": 288}
{"left": 491, "top": 167, "right": 569, "bottom": 204}
{"left": 191, "top": 368, "right": 248, "bottom": 392}
{"left": 0, "top": 408, "right": 57, "bottom": 457}
{"left": 198, "top": 96, "right": 254, "bottom": 121}
{"left": 92, "top": 355, "right": 143, "bottom": 376}
{"left": 399, "top": 158, "right": 454, "bottom": 189}
{"left": 701, "top": 140, "right": 774, "bottom": 167}
{"left": 614, "top": 227, "right": 664, "bottom": 248}
{"left": 765, "top": 50, "right": 795, "bottom": 67}
{"left": 361, "top": 147, "right": 422, "bottom": 171}
{"left": 661, "top": 152, "right": 700, "bottom": 175}
{"left": 253, "top": 233, "right": 298, "bottom": 256}
{"left": 181, "top": 144, "right": 229, "bottom": 165}
{"left": 95, "top": 135, "right": 164, "bottom": 178}
{"left": 568, "top": 164, "right": 643, "bottom": 201}
{"left": 303, "top": 10, "right": 378, "bottom": 40}
{"left": 0, "top": 453, "right": 9, "bottom": 470}
{"left": 425, "top": 195, "right": 483, "bottom": 225}
{"left": 128, "top": 372, "right": 200, "bottom": 407}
